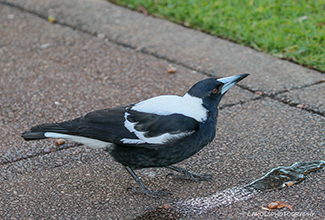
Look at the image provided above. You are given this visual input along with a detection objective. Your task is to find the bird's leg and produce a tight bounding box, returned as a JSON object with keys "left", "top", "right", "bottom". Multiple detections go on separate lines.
{"left": 166, "top": 165, "right": 213, "bottom": 181}
{"left": 124, "top": 166, "right": 172, "bottom": 198}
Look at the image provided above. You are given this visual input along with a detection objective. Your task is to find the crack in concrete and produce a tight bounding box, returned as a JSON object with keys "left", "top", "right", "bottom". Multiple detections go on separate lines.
{"left": 0, "top": 143, "right": 83, "bottom": 166}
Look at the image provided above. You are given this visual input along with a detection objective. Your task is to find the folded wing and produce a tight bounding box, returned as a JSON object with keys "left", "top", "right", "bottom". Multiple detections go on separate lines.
{"left": 22, "top": 106, "right": 199, "bottom": 147}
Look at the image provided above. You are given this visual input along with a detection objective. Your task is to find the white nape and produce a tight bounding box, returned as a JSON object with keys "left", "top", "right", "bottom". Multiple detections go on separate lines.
{"left": 131, "top": 93, "right": 207, "bottom": 122}
{"left": 44, "top": 132, "right": 112, "bottom": 149}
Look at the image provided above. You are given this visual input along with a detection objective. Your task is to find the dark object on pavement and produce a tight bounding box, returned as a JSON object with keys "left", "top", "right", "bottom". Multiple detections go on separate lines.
{"left": 22, "top": 74, "right": 249, "bottom": 197}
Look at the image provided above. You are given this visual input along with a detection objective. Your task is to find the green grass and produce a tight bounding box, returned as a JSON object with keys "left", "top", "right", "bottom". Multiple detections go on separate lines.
{"left": 110, "top": 0, "right": 325, "bottom": 72}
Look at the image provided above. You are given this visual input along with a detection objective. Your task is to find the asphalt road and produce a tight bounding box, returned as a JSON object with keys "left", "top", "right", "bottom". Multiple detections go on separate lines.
{"left": 0, "top": 0, "right": 324, "bottom": 219}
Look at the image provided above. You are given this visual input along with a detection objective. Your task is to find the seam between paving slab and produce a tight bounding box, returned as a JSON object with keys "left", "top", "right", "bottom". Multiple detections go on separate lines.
{"left": 0, "top": 143, "right": 83, "bottom": 166}
{"left": 1, "top": 1, "right": 324, "bottom": 166}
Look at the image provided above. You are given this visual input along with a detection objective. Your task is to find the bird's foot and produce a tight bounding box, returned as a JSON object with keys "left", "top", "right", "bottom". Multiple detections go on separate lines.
{"left": 166, "top": 165, "right": 213, "bottom": 182}
{"left": 124, "top": 166, "right": 172, "bottom": 198}
{"left": 127, "top": 187, "right": 172, "bottom": 198}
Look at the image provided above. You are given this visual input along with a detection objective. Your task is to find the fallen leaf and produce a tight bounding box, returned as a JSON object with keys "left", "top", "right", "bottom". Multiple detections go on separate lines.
{"left": 138, "top": 4, "right": 148, "bottom": 15}
{"left": 268, "top": 202, "right": 279, "bottom": 209}
{"left": 167, "top": 66, "right": 177, "bottom": 73}
{"left": 286, "top": 204, "right": 293, "bottom": 211}
{"left": 266, "top": 201, "right": 293, "bottom": 211}
{"left": 255, "top": 91, "right": 262, "bottom": 96}
{"left": 48, "top": 15, "right": 56, "bottom": 23}
{"left": 296, "top": 103, "right": 306, "bottom": 109}
{"left": 317, "top": 23, "right": 325, "bottom": 27}
{"left": 275, "top": 201, "right": 286, "bottom": 209}
{"left": 55, "top": 139, "right": 66, "bottom": 146}
{"left": 162, "top": 204, "right": 171, "bottom": 210}
{"left": 286, "top": 181, "right": 294, "bottom": 187}
{"left": 261, "top": 206, "right": 275, "bottom": 211}
{"left": 276, "top": 201, "right": 293, "bottom": 211}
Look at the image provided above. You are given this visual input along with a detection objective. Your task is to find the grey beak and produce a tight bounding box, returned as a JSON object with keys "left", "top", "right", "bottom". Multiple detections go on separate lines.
{"left": 217, "top": 73, "right": 249, "bottom": 95}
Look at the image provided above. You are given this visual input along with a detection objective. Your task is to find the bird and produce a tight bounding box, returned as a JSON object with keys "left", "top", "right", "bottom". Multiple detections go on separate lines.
{"left": 22, "top": 73, "right": 249, "bottom": 197}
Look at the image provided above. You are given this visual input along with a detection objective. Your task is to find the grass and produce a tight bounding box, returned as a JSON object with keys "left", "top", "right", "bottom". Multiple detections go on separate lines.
{"left": 110, "top": 0, "right": 325, "bottom": 72}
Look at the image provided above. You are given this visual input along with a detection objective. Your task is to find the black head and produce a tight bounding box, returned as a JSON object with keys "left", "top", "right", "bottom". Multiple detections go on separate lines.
{"left": 187, "top": 73, "right": 249, "bottom": 109}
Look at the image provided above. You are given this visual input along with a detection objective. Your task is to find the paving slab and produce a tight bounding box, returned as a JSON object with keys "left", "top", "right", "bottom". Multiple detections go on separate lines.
{"left": 2, "top": 0, "right": 325, "bottom": 95}
{"left": 1, "top": 98, "right": 324, "bottom": 219}
{"left": 0, "top": 0, "right": 324, "bottom": 219}
{"left": 276, "top": 83, "right": 325, "bottom": 115}
{"left": 198, "top": 171, "right": 325, "bottom": 219}
{"left": 0, "top": 4, "right": 255, "bottom": 164}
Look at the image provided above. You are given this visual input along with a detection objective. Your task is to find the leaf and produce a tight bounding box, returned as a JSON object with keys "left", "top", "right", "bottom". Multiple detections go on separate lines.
{"left": 285, "top": 181, "right": 294, "bottom": 187}
{"left": 138, "top": 4, "right": 148, "bottom": 15}
{"left": 48, "top": 15, "right": 56, "bottom": 23}
{"left": 261, "top": 206, "right": 275, "bottom": 211}
{"left": 167, "top": 66, "right": 177, "bottom": 73}
{"left": 275, "top": 201, "right": 293, "bottom": 211}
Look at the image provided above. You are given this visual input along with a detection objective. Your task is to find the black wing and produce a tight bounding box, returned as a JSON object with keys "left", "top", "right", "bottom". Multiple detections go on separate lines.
{"left": 126, "top": 109, "right": 199, "bottom": 138}
{"left": 23, "top": 106, "right": 199, "bottom": 146}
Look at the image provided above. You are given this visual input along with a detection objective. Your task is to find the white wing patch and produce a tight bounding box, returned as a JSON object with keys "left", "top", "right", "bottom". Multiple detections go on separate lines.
{"left": 122, "top": 112, "right": 194, "bottom": 144}
{"left": 131, "top": 93, "right": 208, "bottom": 122}
{"left": 44, "top": 132, "right": 113, "bottom": 149}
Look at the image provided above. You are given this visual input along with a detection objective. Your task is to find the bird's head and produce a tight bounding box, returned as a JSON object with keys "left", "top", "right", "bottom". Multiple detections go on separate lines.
{"left": 187, "top": 73, "right": 249, "bottom": 110}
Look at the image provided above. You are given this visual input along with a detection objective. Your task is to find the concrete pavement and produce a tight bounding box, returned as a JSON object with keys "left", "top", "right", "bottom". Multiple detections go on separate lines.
{"left": 0, "top": 0, "right": 324, "bottom": 219}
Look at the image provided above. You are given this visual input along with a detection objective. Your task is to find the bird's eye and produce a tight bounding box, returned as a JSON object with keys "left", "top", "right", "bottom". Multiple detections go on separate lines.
{"left": 212, "top": 88, "right": 218, "bottom": 94}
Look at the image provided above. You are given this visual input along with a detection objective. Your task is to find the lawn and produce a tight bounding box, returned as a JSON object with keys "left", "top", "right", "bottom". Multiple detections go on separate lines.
{"left": 110, "top": 0, "right": 325, "bottom": 72}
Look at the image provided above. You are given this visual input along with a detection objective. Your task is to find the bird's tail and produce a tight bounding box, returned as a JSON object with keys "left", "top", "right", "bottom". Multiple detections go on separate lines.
{"left": 21, "top": 123, "right": 71, "bottom": 141}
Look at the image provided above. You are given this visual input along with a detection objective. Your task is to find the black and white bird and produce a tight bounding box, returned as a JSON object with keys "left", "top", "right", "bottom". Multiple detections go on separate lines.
{"left": 22, "top": 73, "right": 249, "bottom": 197}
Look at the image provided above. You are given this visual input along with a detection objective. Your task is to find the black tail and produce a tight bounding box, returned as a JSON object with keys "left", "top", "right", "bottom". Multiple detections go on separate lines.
{"left": 21, "top": 131, "right": 47, "bottom": 140}
{"left": 21, "top": 122, "right": 73, "bottom": 141}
